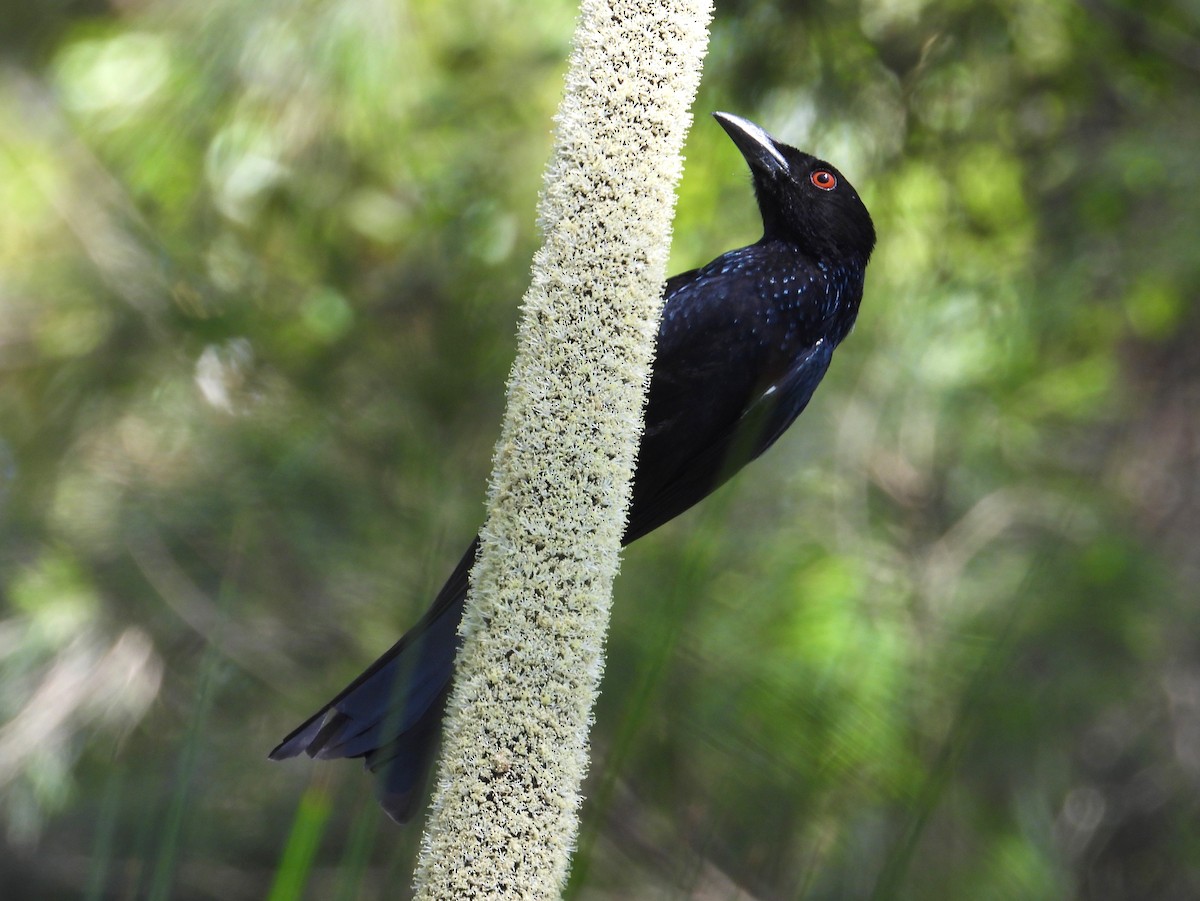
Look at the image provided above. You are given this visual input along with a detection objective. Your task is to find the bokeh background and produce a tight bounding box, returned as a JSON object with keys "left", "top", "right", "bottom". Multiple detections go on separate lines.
{"left": 2, "top": 0, "right": 1199, "bottom": 897}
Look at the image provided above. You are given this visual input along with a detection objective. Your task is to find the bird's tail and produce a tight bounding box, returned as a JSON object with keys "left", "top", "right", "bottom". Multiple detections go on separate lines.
{"left": 269, "top": 539, "right": 478, "bottom": 823}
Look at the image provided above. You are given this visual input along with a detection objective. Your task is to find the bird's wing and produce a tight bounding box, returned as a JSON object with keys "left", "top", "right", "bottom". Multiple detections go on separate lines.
{"left": 624, "top": 272, "right": 835, "bottom": 543}
{"left": 738, "top": 337, "right": 834, "bottom": 456}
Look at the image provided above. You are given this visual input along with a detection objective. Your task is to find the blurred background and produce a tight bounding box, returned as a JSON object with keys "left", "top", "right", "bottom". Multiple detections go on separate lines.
{"left": 1, "top": 0, "right": 1198, "bottom": 897}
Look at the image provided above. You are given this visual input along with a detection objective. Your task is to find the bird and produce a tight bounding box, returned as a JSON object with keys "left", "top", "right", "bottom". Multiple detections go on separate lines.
{"left": 270, "top": 111, "right": 876, "bottom": 823}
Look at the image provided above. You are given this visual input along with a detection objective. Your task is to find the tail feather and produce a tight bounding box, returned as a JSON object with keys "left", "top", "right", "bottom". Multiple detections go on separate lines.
{"left": 365, "top": 688, "right": 450, "bottom": 823}
{"left": 269, "top": 539, "right": 479, "bottom": 821}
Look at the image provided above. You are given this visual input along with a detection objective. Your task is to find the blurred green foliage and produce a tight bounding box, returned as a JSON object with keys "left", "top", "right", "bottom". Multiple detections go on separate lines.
{"left": 1, "top": 0, "right": 1199, "bottom": 898}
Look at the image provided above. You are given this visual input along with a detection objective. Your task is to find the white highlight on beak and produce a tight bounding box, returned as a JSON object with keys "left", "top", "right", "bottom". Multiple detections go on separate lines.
{"left": 713, "top": 111, "right": 790, "bottom": 173}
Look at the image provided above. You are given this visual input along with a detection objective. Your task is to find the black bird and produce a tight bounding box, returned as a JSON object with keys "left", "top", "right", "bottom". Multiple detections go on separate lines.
{"left": 270, "top": 112, "right": 876, "bottom": 822}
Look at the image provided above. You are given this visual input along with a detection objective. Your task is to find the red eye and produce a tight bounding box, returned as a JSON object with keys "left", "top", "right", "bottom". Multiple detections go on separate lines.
{"left": 810, "top": 170, "right": 836, "bottom": 191}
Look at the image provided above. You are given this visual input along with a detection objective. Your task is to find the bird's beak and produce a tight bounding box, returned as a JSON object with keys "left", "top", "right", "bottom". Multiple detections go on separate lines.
{"left": 712, "top": 111, "right": 790, "bottom": 177}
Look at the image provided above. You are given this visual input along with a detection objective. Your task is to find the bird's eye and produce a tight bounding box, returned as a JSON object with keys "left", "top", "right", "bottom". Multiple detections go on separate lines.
{"left": 810, "top": 170, "right": 837, "bottom": 191}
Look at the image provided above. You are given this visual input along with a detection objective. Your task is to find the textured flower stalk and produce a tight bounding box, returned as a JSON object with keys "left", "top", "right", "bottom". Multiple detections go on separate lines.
{"left": 412, "top": 0, "right": 712, "bottom": 897}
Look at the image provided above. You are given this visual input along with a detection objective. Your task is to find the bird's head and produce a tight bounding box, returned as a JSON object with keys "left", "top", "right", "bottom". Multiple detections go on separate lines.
{"left": 713, "top": 111, "right": 876, "bottom": 265}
